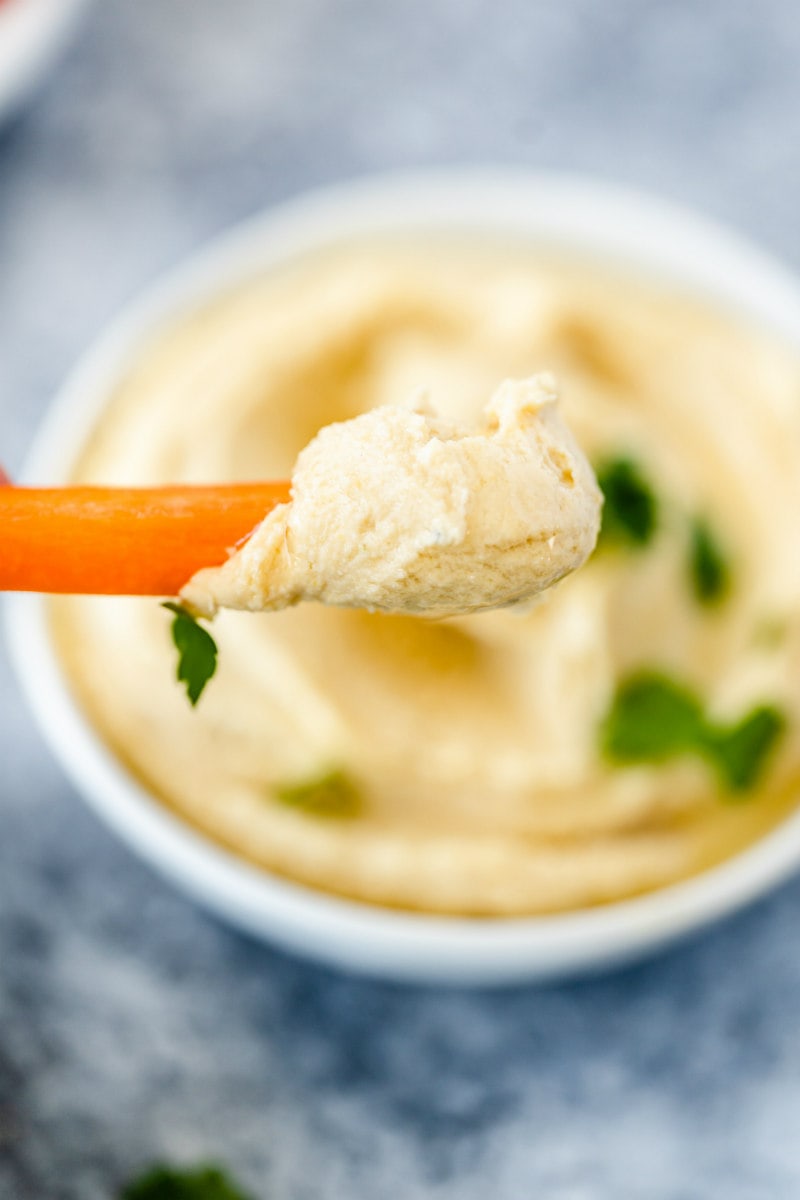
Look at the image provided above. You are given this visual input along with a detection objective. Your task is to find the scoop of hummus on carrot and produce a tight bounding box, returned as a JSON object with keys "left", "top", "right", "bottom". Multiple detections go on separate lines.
{"left": 184, "top": 374, "right": 601, "bottom": 619}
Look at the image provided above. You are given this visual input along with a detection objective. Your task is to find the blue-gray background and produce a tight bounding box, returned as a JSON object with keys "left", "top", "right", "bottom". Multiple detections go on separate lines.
{"left": 3, "top": 3, "right": 800, "bottom": 1197}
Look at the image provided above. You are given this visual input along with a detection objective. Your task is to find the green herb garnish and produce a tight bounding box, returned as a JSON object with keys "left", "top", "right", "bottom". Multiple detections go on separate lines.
{"left": 704, "top": 706, "right": 786, "bottom": 792}
{"left": 600, "top": 672, "right": 704, "bottom": 763}
{"left": 162, "top": 602, "right": 218, "bottom": 707}
{"left": 120, "top": 1163, "right": 253, "bottom": 1200}
{"left": 601, "top": 670, "right": 785, "bottom": 796}
{"left": 689, "top": 517, "right": 731, "bottom": 606}
{"left": 274, "top": 767, "right": 361, "bottom": 818}
{"left": 596, "top": 456, "right": 658, "bottom": 548}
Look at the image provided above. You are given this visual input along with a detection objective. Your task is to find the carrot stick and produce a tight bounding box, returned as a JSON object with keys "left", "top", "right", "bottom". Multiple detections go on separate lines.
{"left": 0, "top": 481, "right": 290, "bottom": 595}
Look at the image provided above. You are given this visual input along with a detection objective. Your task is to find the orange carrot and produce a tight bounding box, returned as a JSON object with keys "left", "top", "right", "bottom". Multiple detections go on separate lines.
{"left": 0, "top": 481, "right": 290, "bottom": 595}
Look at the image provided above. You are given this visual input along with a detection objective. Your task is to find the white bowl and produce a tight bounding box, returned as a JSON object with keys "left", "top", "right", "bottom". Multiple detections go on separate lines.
{"left": 0, "top": 0, "right": 88, "bottom": 125}
{"left": 8, "top": 170, "right": 800, "bottom": 986}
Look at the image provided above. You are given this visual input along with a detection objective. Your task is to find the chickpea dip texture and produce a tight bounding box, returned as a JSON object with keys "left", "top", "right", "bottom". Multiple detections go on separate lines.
{"left": 182, "top": 375, "right": 602, "bottom": 619}
{"left": 52, "top": 243, "right": 800, "bottom": 915}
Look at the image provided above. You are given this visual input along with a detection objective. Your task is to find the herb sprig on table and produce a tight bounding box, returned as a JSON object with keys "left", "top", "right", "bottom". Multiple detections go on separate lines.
{"left": 120, "top": 1163, "right": 254, "bottom": 1200}
{"left": 600, "top": 670, "right": 785, "bottom": 795}
{"left": 162, "top": 602, "right": 219, "bottom": 707}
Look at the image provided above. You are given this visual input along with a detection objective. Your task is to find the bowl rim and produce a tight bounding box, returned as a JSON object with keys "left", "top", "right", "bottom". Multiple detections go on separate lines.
{"left": 8, "top": 166, "right": 800, "bottom": 986}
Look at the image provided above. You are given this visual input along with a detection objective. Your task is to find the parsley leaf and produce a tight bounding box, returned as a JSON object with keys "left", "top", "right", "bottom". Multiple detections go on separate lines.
{"left": 274, "top": 767, "right": 361, "bottom": 818}
{"left": 162, "top": 602, "right": 218, "bottom": 707}
{"left": 689, "top": 517, "right": 731, "bottom": 606}
{"left": 596, "top": 456, "right": 658, "bottom": 548}
{"left": 704, "top": 706, "right": 786, "bottom": 794}
{"left": 600, "top": 672, "right": 705, "bottom": 763}
{"left": 120, "top": 1163, "right": 253, "bottom": 1200}
{"left": 601, "top": 670, "right": 785, "bottom": 796}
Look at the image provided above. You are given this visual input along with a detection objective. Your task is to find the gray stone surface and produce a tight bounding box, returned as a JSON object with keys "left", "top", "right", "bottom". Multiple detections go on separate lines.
{"left": 3, "top": 1, "right": 800, "bottom": 1196}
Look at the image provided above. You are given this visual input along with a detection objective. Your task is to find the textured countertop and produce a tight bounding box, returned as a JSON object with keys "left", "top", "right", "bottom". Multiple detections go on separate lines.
{"left": 3, "top": 2, "right": 800, "bottom": 1196}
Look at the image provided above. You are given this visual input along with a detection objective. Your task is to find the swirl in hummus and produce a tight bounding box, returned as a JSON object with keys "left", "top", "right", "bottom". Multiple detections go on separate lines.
{"left": 51, "top": 242, "right": 800, "bottom": 915}
{"left": 183, "top": 375, "right": 602, "bottom": 619}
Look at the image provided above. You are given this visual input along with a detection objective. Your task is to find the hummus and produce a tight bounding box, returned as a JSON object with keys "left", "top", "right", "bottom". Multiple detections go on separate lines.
{"left": 183, "top": 375, "right": 601, "bottom": 619}
{"left": 51, "top": 242, "right": 800, "bottom": 915}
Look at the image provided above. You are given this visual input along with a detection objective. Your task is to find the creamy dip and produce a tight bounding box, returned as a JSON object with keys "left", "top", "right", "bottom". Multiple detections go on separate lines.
{"left": 183, "top": 375, "right": 601, "bottom": 619}
{"left": 52, "top": 243, "right": 800, "bottom": 915}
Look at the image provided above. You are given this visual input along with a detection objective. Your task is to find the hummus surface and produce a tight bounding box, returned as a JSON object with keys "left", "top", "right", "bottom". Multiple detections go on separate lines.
{"left": 52, "top": 242, "right": 800, "bottom": 915}
{"left": 183, "top": 375, "right": 601, "bottom": 619}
